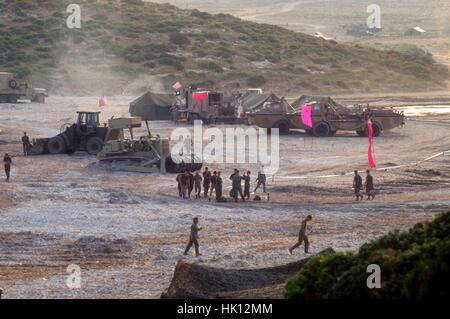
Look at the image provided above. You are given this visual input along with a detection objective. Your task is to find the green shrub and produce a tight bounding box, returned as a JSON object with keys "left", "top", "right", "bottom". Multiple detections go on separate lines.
{"left": 284, "top": 212, "right": 450, "bottom": 299}
{"left": 170, "top": 32, "right": 191, "bottom": 46}
{"left": 199, "top": 61, "right": 223, "bottom": 73}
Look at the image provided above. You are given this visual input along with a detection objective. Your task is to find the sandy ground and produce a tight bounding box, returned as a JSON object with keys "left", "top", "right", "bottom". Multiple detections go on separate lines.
{"left": 1, "top": 96, "right": 450, "bottom": 299}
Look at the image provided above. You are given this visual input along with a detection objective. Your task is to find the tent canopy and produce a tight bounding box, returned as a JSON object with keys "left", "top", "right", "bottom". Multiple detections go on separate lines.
{"left": 241, "top": 93, "right": 279, "bottom": 112}
{"left": 129, "top": 92, "right": 176, "bottom": 121}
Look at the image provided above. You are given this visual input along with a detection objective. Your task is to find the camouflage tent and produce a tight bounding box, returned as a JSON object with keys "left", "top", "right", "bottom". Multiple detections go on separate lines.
{"left": 129, "top": 92, "right": 176, "bottom": 121}
{"left": 240, "top": 93, "right": 280, "bottom": 113}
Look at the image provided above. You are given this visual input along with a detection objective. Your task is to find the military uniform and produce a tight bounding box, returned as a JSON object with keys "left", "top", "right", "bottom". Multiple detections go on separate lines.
{"left": 289, "top": 219, "right": 310, "bottom": 254}
{"left": 184, "top": 222, "right": 201, "bottom": 257}
{"left": 203, "top": 170, "right": 211, "bottom": 197}
{"left": 3, "top": 154, "right": 12, "bottom": 182}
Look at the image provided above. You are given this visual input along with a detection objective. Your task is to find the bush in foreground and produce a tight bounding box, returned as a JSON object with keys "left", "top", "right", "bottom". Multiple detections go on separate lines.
{"left": 284, "top": 212, "right": 450, "bottom": 299}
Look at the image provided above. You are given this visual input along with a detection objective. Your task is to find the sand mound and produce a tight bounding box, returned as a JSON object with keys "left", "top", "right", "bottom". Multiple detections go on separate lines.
{"left": 161, "top": 248, "right": 334, "bottom": 299}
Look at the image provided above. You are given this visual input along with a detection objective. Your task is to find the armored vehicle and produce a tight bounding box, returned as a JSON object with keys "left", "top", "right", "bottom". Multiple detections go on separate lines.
{"left": 97, "top": 117, "right": 202, "bottom": 174}
{"left": 247, "top": 96, "right": 405, "bottom": 137}
{"left": 0, "top": 72, "right": 48, "bottom": 103}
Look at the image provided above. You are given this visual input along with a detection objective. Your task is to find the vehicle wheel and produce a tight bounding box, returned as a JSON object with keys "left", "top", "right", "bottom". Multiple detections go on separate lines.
{"left": 188, "top": 113, "right": 199, "bottom": 125}
{"left": 272, "top": 120, "right": 290, "bottom": 135}
{"left": 33, "top": 95, "right": 46, "bottom": 103}
{"left": 8, "top": 79, "right": 18, "bottom": 89}
{"left": 48, "top": 136, "right": 66, "bottom": 154}
{"left": 7, "top": 95, "right": 18, "bottom": 103}
{"left": 86, "top": 137, "right": 104, "bottom": 155}
{"left": 356, "top": 130, "right": 367, "bottom": 137}
{"left": 29, "top": 143, "right": 45, "bottom": 155}
{"left": 312, "top": 122, "right": 330, "bottom": 137}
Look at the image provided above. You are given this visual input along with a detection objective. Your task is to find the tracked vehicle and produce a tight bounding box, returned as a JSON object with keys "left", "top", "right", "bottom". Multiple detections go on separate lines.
{"left": 97, "top": 117, "right": 202, "bottom": 174}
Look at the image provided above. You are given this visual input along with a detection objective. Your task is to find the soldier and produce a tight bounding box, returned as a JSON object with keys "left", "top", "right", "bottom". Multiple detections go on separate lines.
{"left": 187, "top": 171, "right": 195, "bottom": 198}
{"left": 180, "top": 170, "right": 189, "bottom": 199}
{"left": 203, "top": 167, "right": 212, "bottom": 198}
{"left": 230, "top": 169, "right": 245, "bottom": 202}
{"left": 243, "top": 171, "right": 251, "bottom": 200}
{"left": 3, "top": 153, "right": 12, "bottom": 182}
{"left": 255, "top": 170, "right": 267, "bottom": 193}
{"left": 289, "top": 215, "right": 312, "bottom": 255}
{"left": 194, "top": 172, "right": 203, "bottom": 199}
{"left": 176, "top": 173, "right": 184, "bottom": 198}
{"left": 353, "top": 170, "right": 364, "bottom": 201}
{"left": 184, "top": 217, "right": 202, "bottom": 257}
{"left": 209, "top": 171, "right": 218, "bottom": 199}
{"left": 365, "top": 170, "right": 375, "bottom": 200}
{"left": 215, "top": 171, "right": 223, "bottom": 202}
{"left": 21, "top": 132, "right": 30, "bottom": 156}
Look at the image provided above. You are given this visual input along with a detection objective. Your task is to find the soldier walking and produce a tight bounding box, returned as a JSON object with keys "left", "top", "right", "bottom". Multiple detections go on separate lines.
{"left": 21, "top": 132, "right": 30, "bottom": 156}
{"left": 353, "top": 170, "right": 364, "bottom": 201}
{"left": 255, "top": 170, "right": 267, "bottom": 193}
{"left": 365, "top": 170, "right": 375, "bottom": 200}
{"left": 3, "top": 153, "right": 12, "bottom": 182}
{"left": 289, "top": 215, "right": 312, "bottom": 255}
{"left": 194, "top": 172, "right": 203, "bottom": 199}
{"left": 203, "top": 167, "right": 211, "bottom": 198}
{"left": 184, "top": 217, "right": 202, "bottom": 257}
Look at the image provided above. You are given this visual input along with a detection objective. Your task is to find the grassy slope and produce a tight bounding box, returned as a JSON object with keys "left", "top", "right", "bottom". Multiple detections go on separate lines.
{"left": 0, "top": 0, "right": 448, "bottom": 95}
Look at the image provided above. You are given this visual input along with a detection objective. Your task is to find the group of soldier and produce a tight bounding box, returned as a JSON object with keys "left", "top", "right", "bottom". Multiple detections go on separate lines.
{"left": 353, "top": 169, "right": 376, "bottom": 201}
{"left": 176, "top": 167, "right": 268, "bottom": 203}
{"left": 184, "top": 214, "right": 313, "bottom": 258}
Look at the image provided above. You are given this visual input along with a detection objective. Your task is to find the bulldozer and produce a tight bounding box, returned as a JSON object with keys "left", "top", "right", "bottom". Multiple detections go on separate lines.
{"left": 0, "top": 72, "right": 48, "bottom": 103}
{"left": 97, "top": 117, "right": 202, "bottom": 174}
{"left": 29, "top": 111, "right": 115, "bottom": 156}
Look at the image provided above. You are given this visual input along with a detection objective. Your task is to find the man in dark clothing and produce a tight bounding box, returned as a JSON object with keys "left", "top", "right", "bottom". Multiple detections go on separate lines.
{"left": 203, "top": 168, "right": 212, "bottom": 198}
{"left": 365, "top": 170, "right": 375, "bottom": 200}
{"left": 4, "top": 153, "right": 12, "bottom": 182}
{"left": 230, "top": 169, "right": 245, "bottom": 202}
{"left": 21, "top": 132, "right": 30, "bottom": 156}
{"left": 289, "top": 215, "right": 312, "bottom": 255}
{"left": 255, "top": 170, "right": 267, "bottom": 193}
{"left": 176, "top": 173, "right": 184, "bottom": 198}
{"left": 353, "top": 170, "right": 364, "bottom": 201}
{"left": 184, "top": 217, "right": 202, "bottom": 257}
{"left": 180, "top": 171, "right": 189, "bottom": 199}
{"left": 187, "top": 171, "right": 194, "bottom": 198}
{"left": 194, "top": 172, "right": 202, "bottom": 199}
{"left": 243, "top": 171, "right": 251, "bottom": 200}
{"left": 215, "top": 172, "right": 223, "bottom": 202}
{"left": 209, "top": 171, "right": 218, "bottom": 199}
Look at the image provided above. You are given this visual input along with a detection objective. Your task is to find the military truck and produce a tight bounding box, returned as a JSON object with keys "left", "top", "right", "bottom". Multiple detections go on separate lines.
{"left": 97, "top": 117, "right": 202, "bottom": 174}
{"left": 247, "top": 96, "right": 405, "bottom": 137}
{"left": 29, "top": 111, "right": 118, "bottom": 155}
{"left": 174, "top": 88, "right": 244, "bottom": 124}
{"left": 0, "top": 72, "right": 48, "bottom": 103}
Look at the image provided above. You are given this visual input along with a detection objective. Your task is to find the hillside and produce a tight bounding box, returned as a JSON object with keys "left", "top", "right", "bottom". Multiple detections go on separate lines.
{"left": 0, "top": 0, "right": 448, "bottom": 95}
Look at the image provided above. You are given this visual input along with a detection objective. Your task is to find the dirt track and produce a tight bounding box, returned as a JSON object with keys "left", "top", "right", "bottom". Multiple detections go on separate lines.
{"left": 0, "top": 96, "right": 450, "bottom": 298}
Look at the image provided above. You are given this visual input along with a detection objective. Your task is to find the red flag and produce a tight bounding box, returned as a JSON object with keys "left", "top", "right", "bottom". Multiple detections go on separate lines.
{"left": 192, "top": 92, "right": 208, "bottom": 101}
{"left": 98, "top": 96, "right": 107, "bottom": 107}
{"left": 367, "top": 120, "right": 376, "bottom": 168}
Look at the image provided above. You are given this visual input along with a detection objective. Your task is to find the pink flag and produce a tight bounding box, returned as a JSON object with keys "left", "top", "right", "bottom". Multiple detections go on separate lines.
{"left": 172, "top": 82, "right": 183, "bottom": 90}
{"left": 98, "top": 96, "right": 107, "bottom": 107}
{"left": 367, "top": 120, "right": 376, "bottom": 168}
{"left": 301, "top": 104, "right": 313, "bottom": 128}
